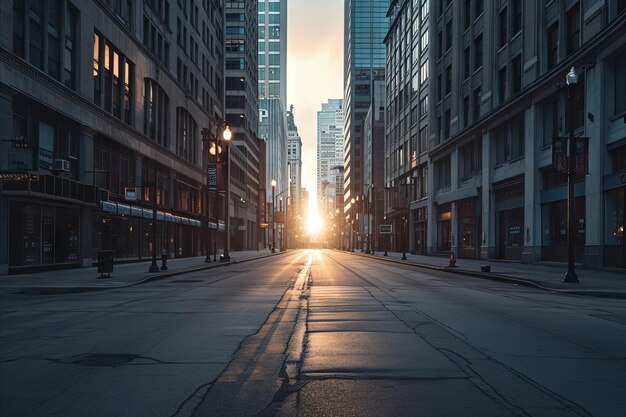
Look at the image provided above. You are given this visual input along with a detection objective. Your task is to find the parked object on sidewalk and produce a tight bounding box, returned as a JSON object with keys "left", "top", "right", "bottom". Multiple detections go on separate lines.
{"left": 449, "top": 253, "right": 457, "bottom": 267}
{"left": 97, "top": 250, "right": 114, "bottom": 278}
{"left": 161, "top": 253, "right": 168, "bottom": 271}
{"left": 481, "top": 265, "right": 491, "bottom": 273}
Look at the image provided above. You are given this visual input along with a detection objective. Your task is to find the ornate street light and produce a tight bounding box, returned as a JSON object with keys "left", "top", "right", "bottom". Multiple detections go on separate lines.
{"left": 563, "top": 67, "right": 579, "bottom": 283}
{"left": 221, "top": 125, "right": 232, "bottom": 262}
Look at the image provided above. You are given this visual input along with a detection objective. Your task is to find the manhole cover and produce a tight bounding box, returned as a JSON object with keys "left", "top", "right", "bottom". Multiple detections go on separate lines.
{"left": 59, "top": 353, "right": 139, "bottom": 367}
{"left": 170, "top": 279, "right": 202, "bottom": 283}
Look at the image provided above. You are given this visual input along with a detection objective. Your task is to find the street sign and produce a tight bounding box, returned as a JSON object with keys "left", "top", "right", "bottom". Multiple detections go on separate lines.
{"left": 379, "top": 224, "right": 392, "bottom": 234}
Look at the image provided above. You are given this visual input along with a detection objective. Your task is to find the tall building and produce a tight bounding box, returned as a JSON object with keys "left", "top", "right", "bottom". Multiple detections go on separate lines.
{"left": 259, "top": 99, "right": 288, "bottom": 252}
{"left": 225, "top": 0, "right": 260, "bottom": 251}
{"left": 385, "top": 0, "right": 626, "bottom": 269}
{"left": 317, "top": 99, "right": 344, "bottom": 216}
{"left": 257, "top": 0, "right": 287, "bottom": 105}
{"left": 343, "top": 0, "right": 389, "bottom": 241}
{"left": 0, "top": 0, "right": 225, "bottom": 274}
{"left": 287, "top": 105, "right": 302, "bottom": 214}
{"left": 363, "top": 80, "right": 385, "bottom": 252}
{"left": 384, "top": 0, "right": 431, "bottom": 255}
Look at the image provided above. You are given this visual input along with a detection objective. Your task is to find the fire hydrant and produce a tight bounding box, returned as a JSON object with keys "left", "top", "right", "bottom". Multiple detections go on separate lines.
{"left": 449, "top": 253, "right": 457, "bottom": 267}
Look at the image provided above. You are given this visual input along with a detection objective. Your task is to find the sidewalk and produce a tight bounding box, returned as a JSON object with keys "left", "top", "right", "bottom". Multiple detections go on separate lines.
{"left": 0, "top": 250, "right": 276, "bottom": 295}
{"left": 351, "top": 250, "right": 626, "bottom": 298}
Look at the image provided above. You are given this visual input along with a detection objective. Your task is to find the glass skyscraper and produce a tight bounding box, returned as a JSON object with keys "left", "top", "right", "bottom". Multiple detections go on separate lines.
{"left": 343, "top": 0, "right": 389, "bottom": 219}
{"left": 258, "top": 0, "right": 288, "bottom": 106}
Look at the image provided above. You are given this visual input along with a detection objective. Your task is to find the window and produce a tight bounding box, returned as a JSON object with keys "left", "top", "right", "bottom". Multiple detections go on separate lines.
{"left": 93, "top": 32, "right": 134, "bottom": 124}
{"left": 473, "top": 87, "right": 481, "bottom": 120}
{"left": 445, "top": 65, "right": 452, "bottom": 95}
{"left": 13, "top": 0, "right": 25, "bottom": 57}
{"left": 463, "top": 95, "right": 470, "bottom": 127}
{"left": 474, "top": 34, "right": 483, "bottom": 70}
{"left": 29, "top": 0, "right": 44, "bottom": 69}
{"left": 542, "top": 98, "right": 560, "bottom": 146}
{"left": 419, "top": 125, "right": 428, "bottom": 153}
{"left": 464, "top": 46, "right": 470, "bottom": 79}
{"left": 464, "top": 0, "right": 471, "bottom": 29}
{"left": 64, "top": 4, "right": 77, "bottom": 88}
{"left": 176, "top": 107, "right": 197, "bottom": 163}
{"left": 460, "top": 140, "right": 481, "bottom": 179}
{"left": 144, "top": 78, "right": 169, "bottom": 147}
{"left": 498, "top": 7, "right": 507, "bottom": 49}
{"left": 420, "top": 59, "right": 429, "bottom": 83}
{"left": 419, "top": 95, "right": 428, "bottom": 117}
{"left": 444, "top": 109, "right": 451, "bottom": 139}
{"left": 616, "top": 53, "right": 626, "bottom": 114}
{"left": 566, "top": 5, "right": 580, "bottom": 54}
{"left": 498, "top": 66, "right": 507, "bottom": 104}
{"left": 445, "top": 20, "right": 452, "bottom": 51}
{"left": 436, "top": 31, "right": 442, "bottom": 60}
{"left": 495, "top": 116, "right": 525, "bottom": 164}
{"left": 475, "top": 0, "right": 483, "bottom": 19}
{"left": 512, "top": 55, "right": 522, "bottom": 94}
{"left": 512, "top": 1, "right": 522, "bottom": 35}
{"left": 436, "top": 154, "right": 451, "bottom": 191}
{"left": 547, "top": 22, "right": 559, "bottom": 69}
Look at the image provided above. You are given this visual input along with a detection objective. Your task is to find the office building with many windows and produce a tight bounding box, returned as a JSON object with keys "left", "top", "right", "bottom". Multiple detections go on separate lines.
{"left": 385, "top": 0, "right": 626, "bottom": 269}
{"left": 257, "top": 0, "right": 287, "bottom": 105}
{"left": 1, "top": 0, "right": 225, "bottom": 274}
{"left": 343, "top": 0, "right": 389, "bottom": 245}
{"left": 317, "top": 98, "right": 344, "bottom": 216}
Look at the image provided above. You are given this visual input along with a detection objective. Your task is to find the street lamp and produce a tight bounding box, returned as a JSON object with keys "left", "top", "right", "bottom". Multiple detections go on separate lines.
{"left": 221, "top": 125, "right": 232, "bottom": 262}
{"left": 271, "top": 179, "right": 276, "bottom": 253}
{"left": 563, "top": 67, "right": 579, "bottom": 283}
{"left": 350, "top": 197, "right": 356, "bottom": 252}
{"left": 145, "top": 181, "right": 160, "bottom": 273}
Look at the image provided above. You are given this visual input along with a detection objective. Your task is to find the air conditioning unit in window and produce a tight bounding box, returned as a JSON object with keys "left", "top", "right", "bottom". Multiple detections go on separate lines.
{"left": 54, "top": 159, "right": 71, "bottom": 173}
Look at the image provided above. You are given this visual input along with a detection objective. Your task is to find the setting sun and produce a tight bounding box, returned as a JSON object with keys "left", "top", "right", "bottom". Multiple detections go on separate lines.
{"left": 306, "top": 210, "right": 324, "bottom": 236}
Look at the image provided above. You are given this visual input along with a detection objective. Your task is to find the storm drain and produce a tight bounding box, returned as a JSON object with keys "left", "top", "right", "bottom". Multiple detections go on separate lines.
{"left": 58, "top": 353, "right": 139, "bottom": 367}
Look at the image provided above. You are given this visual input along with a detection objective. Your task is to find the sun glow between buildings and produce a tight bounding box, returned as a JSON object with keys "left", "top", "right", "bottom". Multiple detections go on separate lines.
{"left": 306, "top": 205, "right": 324, "bottom": 236}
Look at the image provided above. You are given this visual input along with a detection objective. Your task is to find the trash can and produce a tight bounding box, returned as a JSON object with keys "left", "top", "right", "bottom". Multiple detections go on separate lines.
{"left": 97, "top": 250, "right": 114, "bottom": 278}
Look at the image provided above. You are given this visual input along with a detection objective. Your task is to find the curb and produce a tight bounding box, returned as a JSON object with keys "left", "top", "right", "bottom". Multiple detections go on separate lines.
{"left": 349, "top": 251, "right": 626, "bottom": 299}
{"left": 2, "top": 252, "right": 287, "bottom": 295}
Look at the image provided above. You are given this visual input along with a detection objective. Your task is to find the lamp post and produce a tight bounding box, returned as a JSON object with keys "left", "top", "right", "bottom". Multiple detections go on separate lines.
{"left": 221, "top": 126, "right": 232, "bottom": 262}
{"left": 144, "top": 181, "right": 159, "bottom": 273}
{"left": 384, "top": 215, "right": 388, "bottom": 256}
{"left": 350, "top": 197, "right": 356, "bottom": 252}
{"left": 563, "top": 67, "right": 580, "bottom": 283}
{"left": 271, "top": 179, "right": 276, "bottom": 253}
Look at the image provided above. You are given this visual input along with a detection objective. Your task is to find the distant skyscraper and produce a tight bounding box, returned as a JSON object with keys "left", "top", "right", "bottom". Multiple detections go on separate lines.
{"left": 317, "top": 99, "right": 344, "bottom": 215}
{"left": 287, "top": 105, "right": 302, "bottom": 214}
{"left": 343, "top": 0, "right": 388, "bottom": 214}
{"left": 258, "top": 0, "right": 288, "bottom": 106}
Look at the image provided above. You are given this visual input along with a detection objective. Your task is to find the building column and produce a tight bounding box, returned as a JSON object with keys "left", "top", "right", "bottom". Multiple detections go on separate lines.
{"left": 522, "top": 107, "right": 540, "bottom": 262}
{"left": 480, "top": 130, "right": 494, "bottom": 259}
{"left": 78, "top": 128, "right": 95, "bottom": 185}
{"left": 583, "top": 62, "right": 603, "bottom": 268}
{"left": 427, "top": 164, "right": 437, "bottom": 254}
{"left": 0, "top": 90, "right": 14, "bottom": 274}
{"left": 450, "top": 149, "right": 459, "bottom": 257}
{"left": 79, "top": 127, "right": 96, "bottom": 267}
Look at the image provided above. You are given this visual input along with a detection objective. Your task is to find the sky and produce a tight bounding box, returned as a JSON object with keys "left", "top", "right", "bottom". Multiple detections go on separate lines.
{"left": 287, "top": 0, "right": 343, "bottom": 208}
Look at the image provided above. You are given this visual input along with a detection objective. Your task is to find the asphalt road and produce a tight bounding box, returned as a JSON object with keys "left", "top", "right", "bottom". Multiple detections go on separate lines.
{"left": 1, "top": 249, "right": 625, "bottom": 417}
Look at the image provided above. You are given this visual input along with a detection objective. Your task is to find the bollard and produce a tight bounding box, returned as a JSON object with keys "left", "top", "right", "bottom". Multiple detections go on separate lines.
{"left": 160, "top": 253, "right": 168, "bottom": 271}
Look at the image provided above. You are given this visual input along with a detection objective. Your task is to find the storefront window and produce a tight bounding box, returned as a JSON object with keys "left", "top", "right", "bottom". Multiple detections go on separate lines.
{"left": 541, "top": 198, "right": 585, "bottom": 261}
{"left": 8, "top": 202, "right": 79, "bottom": 267}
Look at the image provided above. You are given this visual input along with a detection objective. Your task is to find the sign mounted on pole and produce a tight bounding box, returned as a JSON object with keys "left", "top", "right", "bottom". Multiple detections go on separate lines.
{"left": 207, "top": 165, "right": 218, "bottom": 192}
